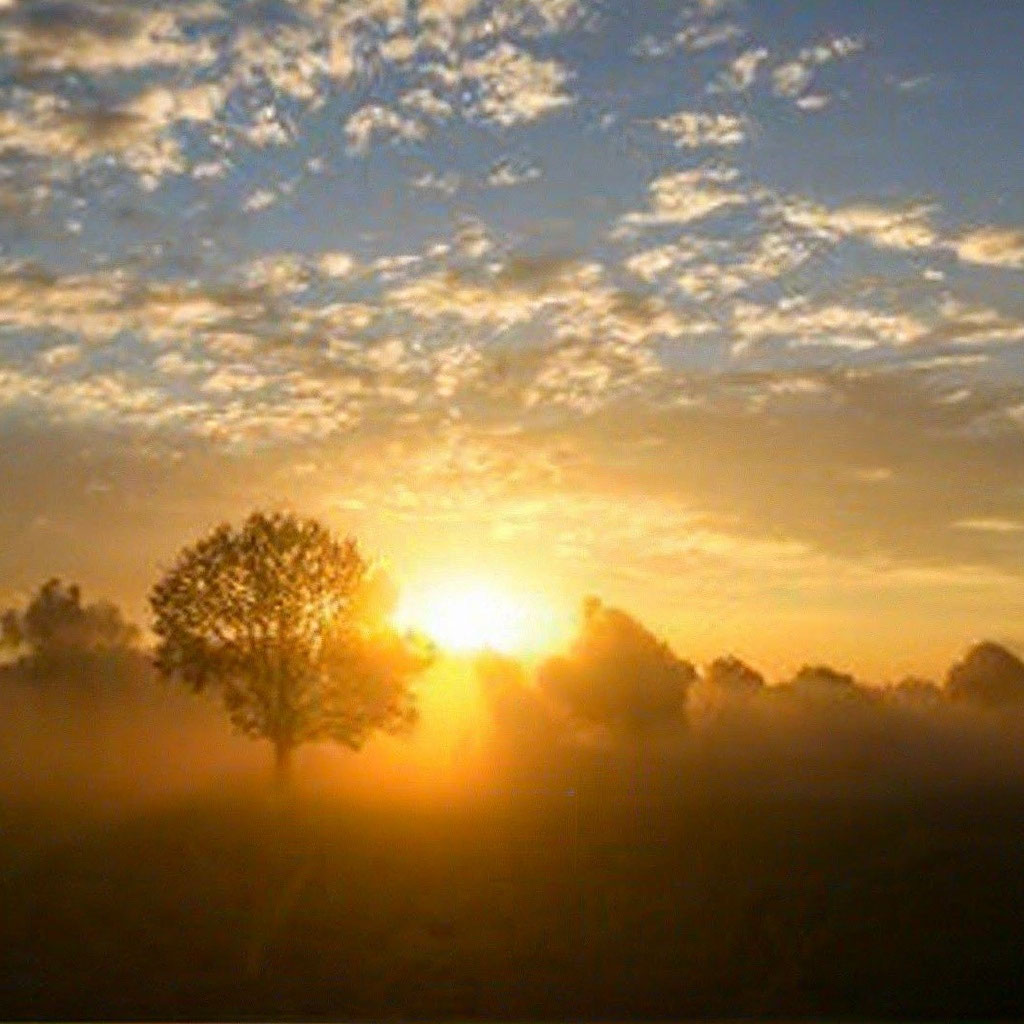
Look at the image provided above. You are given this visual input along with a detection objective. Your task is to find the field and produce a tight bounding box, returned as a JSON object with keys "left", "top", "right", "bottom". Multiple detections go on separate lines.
{"left": 3, "top": 778, "right": 1023, "bottom": 1020}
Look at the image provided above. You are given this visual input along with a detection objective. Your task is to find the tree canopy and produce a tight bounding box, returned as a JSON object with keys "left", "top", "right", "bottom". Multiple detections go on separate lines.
{"left": 705, "top": 655, "right": 766, "bottom": 696}
{"left": 2, "top": 578, "right": 139, "bottom": 658}
{"left": 1, "top": 578, "right": 141, "bottom": 693}
{"left": 149, "top": 511, "right": 432, "bottom": 777}
{"left": 946, "top": 642, "right": 1024, "bottom": 707}
{"left": 538, "top": 596, "right": 696, "bottom": 736}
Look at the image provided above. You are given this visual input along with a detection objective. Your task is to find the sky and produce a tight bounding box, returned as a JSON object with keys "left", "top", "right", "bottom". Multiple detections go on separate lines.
{"left": 0, "top": 0, "right": 1023, "bottom": 681}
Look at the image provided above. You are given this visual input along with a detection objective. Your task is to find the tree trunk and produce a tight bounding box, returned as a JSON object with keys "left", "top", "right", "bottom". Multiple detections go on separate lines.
{"left": 272, "top": 738, "right": 293, "bottom": 787}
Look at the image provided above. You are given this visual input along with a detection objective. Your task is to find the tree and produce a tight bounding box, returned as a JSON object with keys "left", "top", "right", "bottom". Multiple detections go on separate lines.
{"left": 538, "top": 597, "right": 696, "bottom": 735}
{"left": 945, "top": 641, "right": 1024, "bottom": 707}
{"left": 149, "top": 512, "right": 432, "bottom": 781}
{"left": 1, "top": 578, "right": 141, "bottom": 688}
{"left": 788, "top": 664, "right": 865, "bottom": 700}
{"left": 705, "top": 655, "right": 765, "bottom": 696}
{"left": 887, "top": 676, "right": 942, "bottom": 704}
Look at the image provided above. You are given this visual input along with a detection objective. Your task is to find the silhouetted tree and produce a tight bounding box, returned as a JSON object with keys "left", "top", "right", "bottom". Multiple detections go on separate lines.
{"left": 788, "top": 664, "right": 865, "bottom": 699}
{"left": 1, "top": 579, "right": 141, "bottom": 689}
{"left": 946, "top": 641, "right": 1024, "bottom": 707}
{"left": 538, "top": 597, "right": 696, "bottom": 735}
{"left": 475, "top": 650, "right": 563, "bottom": 750}
{"left": 705, "top": 655, "right": 765, "bottom": 695}
{"left": 149, "top": 511, "right": 432, "bottom": 781}
{"left": 888, "top": 676, "right": 943, "bottom": 704}
{"left": 2, "top": 578, "right": 139, "bottom": 658}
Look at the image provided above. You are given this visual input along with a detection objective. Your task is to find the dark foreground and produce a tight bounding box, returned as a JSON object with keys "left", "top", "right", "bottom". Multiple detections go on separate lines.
{"left": 2, "top": 781, "right": 1023, "bottom": 1021}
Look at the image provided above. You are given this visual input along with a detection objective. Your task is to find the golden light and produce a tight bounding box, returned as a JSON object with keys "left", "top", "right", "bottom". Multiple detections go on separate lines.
{"left": 393, "top": 577, "right": 556, "bottom": 655}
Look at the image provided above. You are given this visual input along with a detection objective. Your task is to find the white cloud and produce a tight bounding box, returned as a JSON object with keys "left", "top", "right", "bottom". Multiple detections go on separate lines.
{"left": 0, "top": 5, "right": 218, "bottom": 74}
{"left": 772, "top": 60, "right": 814, "bottom": 98}
{"left": 39, "top": 344, "right": 82, "bottom": 370}
{"left": 317, "top": 253, "right": 358, "bottom": 279}
{"left": 411, "top": 170, "right": 462, "bottom": 195}
{"left": 653, "top": 111, "right": 748, "bottom": 148}
{"left": 676, "top": 21, "right": 745, "bottom": 52}
{"left": 732, "top": 298, "right": 929, "bottom": 353}
{"left": 487, "top": 159, "right": 542, "bottom": 187}
{"left": 795, "top": 94, "right": 830, "bottom": 111}
{"left": 950, "top": 227, "right": 1024, "bottom": 270}
{"left": 777, "top": 199, "right": 938, "bottom": 251}
{"left": 400, "top": 87, "right": 455, "bottom": 121}
{"left": 625, "top": 231, "right": 812, "bottom": 298}
{"left": 710, "top": 47, "right": 769, "bottom": 92}
{"left": 617, "top": 169, "right": 748, "bottom": 231}
{"left": 345, "top": 105, "right": 426, "bottom": 154}
{"left": 462, "top": 43, "right": 574, "bottom": 126}
{"left": 242, "top": 189, "right": 277, "bottom": 212}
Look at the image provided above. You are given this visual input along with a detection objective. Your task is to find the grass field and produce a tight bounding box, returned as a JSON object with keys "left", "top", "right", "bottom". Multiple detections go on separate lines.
{"left": 2, "top": 778, "right": 1023, "bottom": 1020}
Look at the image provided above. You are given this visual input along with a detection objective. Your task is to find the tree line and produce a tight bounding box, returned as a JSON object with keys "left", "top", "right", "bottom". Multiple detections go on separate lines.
{"left": 3, "top": 511, "right": 1024, "bottom": 781}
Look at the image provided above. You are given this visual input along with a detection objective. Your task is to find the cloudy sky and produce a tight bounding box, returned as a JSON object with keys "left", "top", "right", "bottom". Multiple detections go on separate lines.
{"left": 0, "top": 0, "right": 1022, "bottom": 679}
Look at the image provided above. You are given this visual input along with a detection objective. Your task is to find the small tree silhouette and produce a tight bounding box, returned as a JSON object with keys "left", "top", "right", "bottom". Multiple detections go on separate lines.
{"left": 946, "top": 641, "right": 1024, "bottom": 707}
{"left": 1, "top": 579, "right": 141, "bottom": 691}
{"left": 538, "top": 596, "right": 696, "bottom": 735}
{"left": 149, "top": 511, "right": 432, "bottom": 781}
{"left": 2, "top": 578, "right": 139, "bottom": 660}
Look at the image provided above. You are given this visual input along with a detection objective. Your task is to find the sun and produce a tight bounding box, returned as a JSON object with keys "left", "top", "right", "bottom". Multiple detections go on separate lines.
{"left": 393, "top": 577, "right": 549, "bottom": 655}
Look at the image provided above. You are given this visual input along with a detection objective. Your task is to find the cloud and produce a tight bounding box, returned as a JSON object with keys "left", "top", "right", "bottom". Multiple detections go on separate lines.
{"left": 400, "top": 87, "right": 455, "bottom": 121}
{"left": 0, "top": 365, "right": 176, "bottom": 428}
{"left": 772, "top": 60, "right": 814, "bottom": 98}
{"left": 950, "top": 227, "right": 1024, "bottom": 270}
{"left": 776, "top": 198, "right": 938, "bottom": 251}
{"left": 521, "top": 336, "right": 663, "bottom": 414}
{"left": 461, "top": 43, "right": 574, "bottom": 126}
{"left": 773, "top": 197, "right": 1024, "bottom": 276}
{"left": 0, "top": 95, "right": 180, "bottom": 187}
{"left": 795, "top": 94, "right": 830, "bottom": 111}
{"left": 242, "top": 189, "right": 277, "bottom": 212}
{"left": 411, "top": 170, "right": 462, "bottom": 195}
{"left": 0, "top": 0, "right": 584, "bottom": 190}
{"left": 676, "top": 20, "right": 745, "bottom": 52}
{"left": 0, "top": 2, "right": 218, "bottom": 74}
{"left": 317, "top": 253, "right": 358, "bottom": 279}
{"left": 731, "top": 298, "right": 929, "bottom": 353}
{"left": 931, "top": 300, "right": 1024, "bottom": 346}
{"left": 487, "top": 158, "right": 542, "bottom": 187}
{"left": 952, "top": 519, "right": 1024, "bottom": 534}
{"left": 617, "top": 168, "right": 748, "bottom": 231}
{"left": 39, "top": 343, "right": 82, "bottom": 369}
{"left": 765, "top": 36, "right": 863, "bottom": 106}
{"left": 0, "top": 262, "right": 128, "bottom": 341}
{"left": 710, "top": 47, "right": 769, "bottom": 92}
{"left": 345, "top": 105, "right": 427, "bottom": 155}
{"left": 625, "top": 230, "right": 812, "bottom": 299}
{"left": 653, "top": 111, "right": 748, "bottom": 148}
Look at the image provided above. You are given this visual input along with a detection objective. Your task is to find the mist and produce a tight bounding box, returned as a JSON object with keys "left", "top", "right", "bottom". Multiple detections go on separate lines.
{"left": 3, "top": 590, "right": 1024, "bottom": 1019}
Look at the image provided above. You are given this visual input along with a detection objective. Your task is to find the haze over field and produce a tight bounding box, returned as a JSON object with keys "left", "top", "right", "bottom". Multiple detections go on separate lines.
{"left": 4, "top": 587, "right": 1024, "bottom": 1018}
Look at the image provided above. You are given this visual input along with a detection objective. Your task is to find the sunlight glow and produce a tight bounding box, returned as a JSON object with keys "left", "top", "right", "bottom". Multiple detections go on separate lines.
{"left": 393, "top": 578, "right": 547, "bottom": 654}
